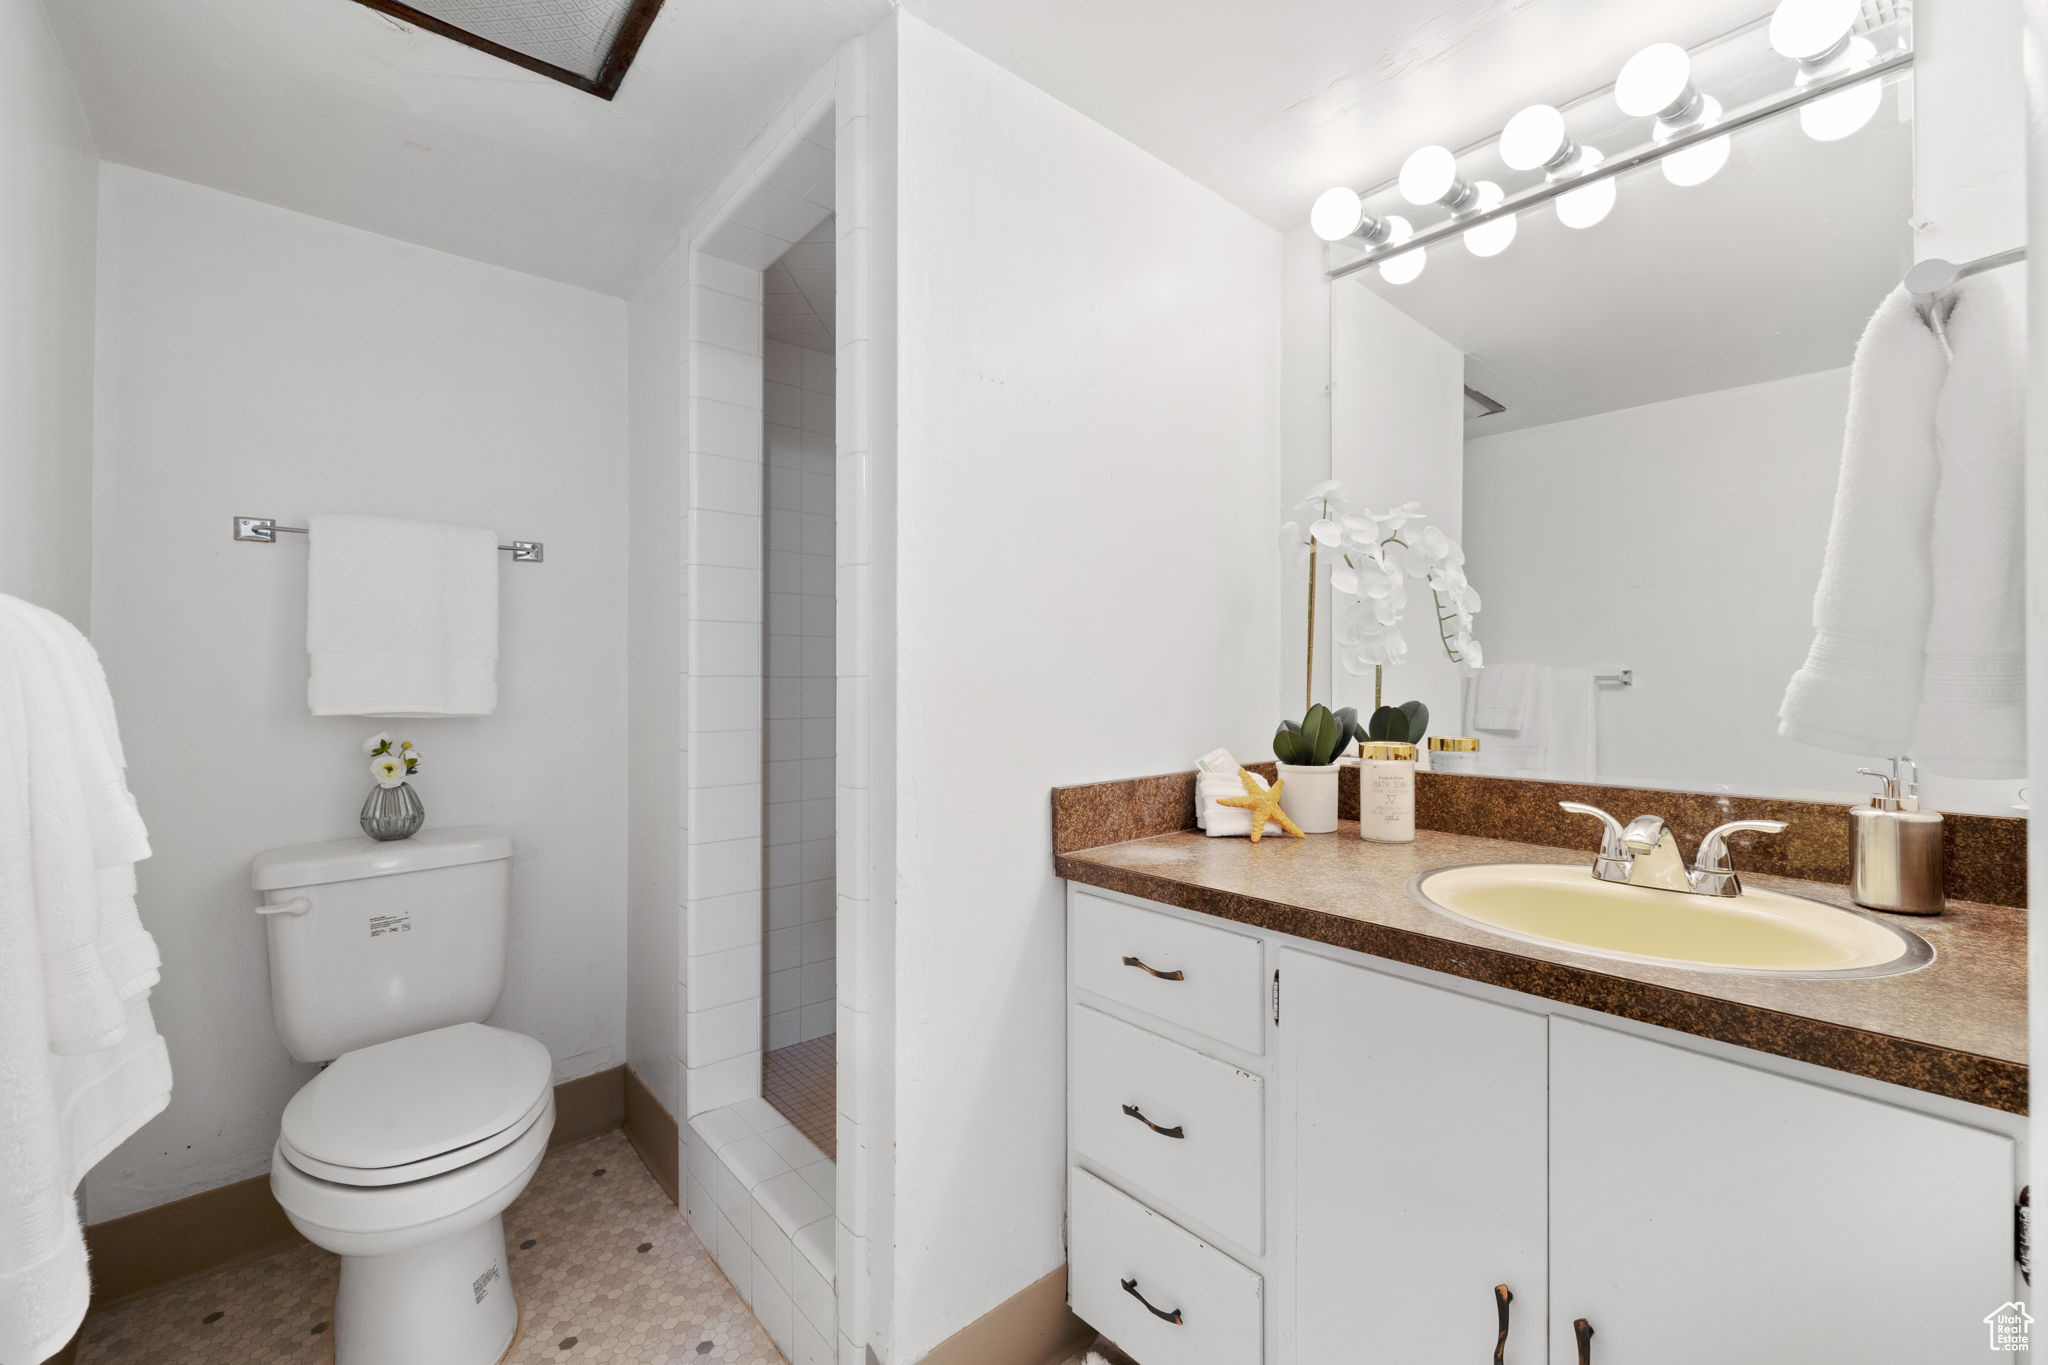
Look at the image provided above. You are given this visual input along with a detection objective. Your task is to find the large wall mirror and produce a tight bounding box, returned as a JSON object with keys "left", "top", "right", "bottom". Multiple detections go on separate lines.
{"left": 1326, "top": 12, "right": 2026, "bottom": 816}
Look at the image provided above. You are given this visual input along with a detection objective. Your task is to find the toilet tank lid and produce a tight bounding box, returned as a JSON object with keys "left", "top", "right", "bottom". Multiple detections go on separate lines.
{"left": 252, "top": 825, "right": 511, "bottom": 891}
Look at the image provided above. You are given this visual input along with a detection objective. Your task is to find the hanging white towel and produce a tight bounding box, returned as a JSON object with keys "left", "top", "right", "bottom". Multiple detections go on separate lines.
{"left": 306, "top": 514, "right": 500, "bottom": 717}
{"left": 1469, "top": 666, "right": 1597, "bottom": 780}
{"left": 1912, "top": 275, "right": 2026, "bottom": 777}
{"left": 0, "top": 596, "right": 170, "bottom": 1365}
{"left": 1470, "top": 662, "right": 1537, "bottom": 734}
{"left": 1778, "top": 286, "right": 1952, "bottom": 757}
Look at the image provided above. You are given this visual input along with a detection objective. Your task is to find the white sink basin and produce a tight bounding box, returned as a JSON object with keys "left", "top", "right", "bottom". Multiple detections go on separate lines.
{"left": 1412, "top": 863, "right": 1932, "bottom": 977}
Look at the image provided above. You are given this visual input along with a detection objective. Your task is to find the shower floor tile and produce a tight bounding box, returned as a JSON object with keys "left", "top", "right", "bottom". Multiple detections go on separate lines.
{"left": 761, "top": 1035, "right": 835, "bottom": 1157}
{"left": 76, "top": 1130, "right": 784, "bottom": 1365}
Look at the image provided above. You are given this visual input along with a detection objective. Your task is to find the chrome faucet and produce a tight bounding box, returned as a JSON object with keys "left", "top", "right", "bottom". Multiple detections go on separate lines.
{"left": 1559, "top": 802, "right": 1788, "bottom": 897}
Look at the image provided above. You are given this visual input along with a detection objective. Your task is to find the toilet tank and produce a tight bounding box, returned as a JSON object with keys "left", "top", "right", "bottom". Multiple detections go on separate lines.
{"left": 253, "top": 826, "right": 513, "bottom": 1062}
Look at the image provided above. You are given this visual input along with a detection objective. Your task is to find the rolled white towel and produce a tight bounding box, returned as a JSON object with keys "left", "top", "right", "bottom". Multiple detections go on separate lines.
{"left": 1199, "top": 769, "right": 1281, "bottom": 838}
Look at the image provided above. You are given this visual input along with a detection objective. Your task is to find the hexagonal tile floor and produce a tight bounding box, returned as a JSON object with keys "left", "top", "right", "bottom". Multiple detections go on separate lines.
{"left": 77, "top": 1131, "right": 785, "bottom": 1365}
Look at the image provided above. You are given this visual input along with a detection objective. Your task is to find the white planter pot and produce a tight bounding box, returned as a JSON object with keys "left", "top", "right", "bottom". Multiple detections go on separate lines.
{"left": 1275, "top": 762, "right": 1341, "bottom": 834}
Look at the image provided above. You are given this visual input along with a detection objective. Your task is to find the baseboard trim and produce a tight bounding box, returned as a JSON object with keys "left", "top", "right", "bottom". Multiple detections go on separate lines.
{"left": 915, "top": 1265, "right": 1093, "bottom": 1365}
{"left": 83, "top": 1064, "right": 631, "bottom": 1309}
{"left": 551, "top": 1064, "right": 627, "bottom": 1148}
{"left": 621, "top": 1065, "right": 680, "bottom": 1206}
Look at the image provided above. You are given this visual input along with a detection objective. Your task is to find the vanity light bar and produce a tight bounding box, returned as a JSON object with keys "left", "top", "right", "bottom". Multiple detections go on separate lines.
{"left": 1325, "top": 44, "right": 1912, "bottom": 283}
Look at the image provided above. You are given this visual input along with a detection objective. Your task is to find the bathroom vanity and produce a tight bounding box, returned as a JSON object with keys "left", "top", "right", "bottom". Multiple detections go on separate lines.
{"left": 1056, "top": 800, "right": 2026, "bottom": 1365}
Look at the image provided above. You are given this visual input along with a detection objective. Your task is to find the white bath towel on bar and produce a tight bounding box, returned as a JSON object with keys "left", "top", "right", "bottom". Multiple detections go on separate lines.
{"left": 1912, "top": 275, "right": 2026, "bottom": 777}
{"left": 1778, "top": 286, "right": 1949, "bottom": 757}
{"left": 1469, "top": 666, "right": 1596, "bottom": 781}
{"left": 1470, "top": 661, "right": 1537, "bottom": 734}
{"left": 307, "top": 514, "right": 499, "bottom": 717}
{"left": 0, "top": 595, "right": 171, "bottom": 1364}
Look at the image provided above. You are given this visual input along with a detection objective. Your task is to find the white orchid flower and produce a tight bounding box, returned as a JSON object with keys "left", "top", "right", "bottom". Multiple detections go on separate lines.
{"left": 1308, "top": 517, "right": 1344, "bottom": 547}
{"left": 370, "top": 755, "right": 407, "bottom": 788}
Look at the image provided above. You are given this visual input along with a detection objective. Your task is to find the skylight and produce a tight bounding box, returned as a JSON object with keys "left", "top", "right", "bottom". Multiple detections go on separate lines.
{"left": 351, "top": 0, "right": 666, "bottom": 99}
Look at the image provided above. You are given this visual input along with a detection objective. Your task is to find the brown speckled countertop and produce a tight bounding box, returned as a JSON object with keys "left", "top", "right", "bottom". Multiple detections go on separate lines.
{"left": 1057, "top": 821, "right": 2027, "bottom": 1114}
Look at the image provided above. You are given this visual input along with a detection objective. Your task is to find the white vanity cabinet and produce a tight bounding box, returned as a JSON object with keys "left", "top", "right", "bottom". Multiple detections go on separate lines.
{"left": 1548, "top": 1017, "right": 2015, "bottom": 1364}
{"left": 1066, "top": 884, "right": 2024, "bottom": 1365}
{"left": 1282, "top": 949, "right": 1549, "bottom": 1364}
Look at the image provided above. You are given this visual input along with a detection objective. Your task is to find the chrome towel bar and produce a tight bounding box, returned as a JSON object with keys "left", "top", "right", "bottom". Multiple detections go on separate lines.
{"left": 232, "top": 516, "right": 543, "bottom": 563}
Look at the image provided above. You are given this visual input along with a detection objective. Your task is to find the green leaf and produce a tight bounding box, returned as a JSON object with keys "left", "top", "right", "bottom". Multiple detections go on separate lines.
{"left": 1399, "top": 700, "right": 1430, "bottom": 742}
{"left": 1366, "top": 705, "right": 1401, "bottom": 741}
{"left": 1331, "top": 707, "right": 1359, "bottom": 749}
{"left": 1301, "top": 704, "right": 1342, "bottom": 765}
{"left": 1273, "top": 722, "right": 1309, "bottom": 766}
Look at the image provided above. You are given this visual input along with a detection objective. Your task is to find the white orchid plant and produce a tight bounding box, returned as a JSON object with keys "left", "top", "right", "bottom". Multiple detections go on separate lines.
{"left": 1279, "top": 479, "right": 1483, "bottom": 711}
{"left": 363, "top": 732, "right": 422, "bottom": 788}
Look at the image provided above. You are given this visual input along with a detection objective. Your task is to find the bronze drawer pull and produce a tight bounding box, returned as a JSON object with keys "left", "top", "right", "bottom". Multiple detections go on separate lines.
{"left": 1120, "top": 1277, "right": 1183, "bottom": 1325}
{"left": 1493, "top": 1285, "right": 1512, "bottom": 1365}
{"left": 1574, "top": 1318, "right": 1594, "bottom": 1365}
{"left": 1121, "top": 1104, "right": 1186, "bottom": 1139}
{"left": 1121, "top": 955, "right": 1184, "bottom": 981}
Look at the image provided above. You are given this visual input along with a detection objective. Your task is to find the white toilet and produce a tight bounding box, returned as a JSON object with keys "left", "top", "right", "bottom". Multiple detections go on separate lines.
{"left": 253, "top": 826, "right": 554, "bottom": 1365}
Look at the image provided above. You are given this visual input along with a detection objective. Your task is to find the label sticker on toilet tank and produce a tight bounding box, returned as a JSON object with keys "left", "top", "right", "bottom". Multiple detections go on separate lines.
{"left": 368, "top": 912, "right": 412, "bottom": 938}
{"left": 473, "top": 1262, "right": 501, "bottom": 1304}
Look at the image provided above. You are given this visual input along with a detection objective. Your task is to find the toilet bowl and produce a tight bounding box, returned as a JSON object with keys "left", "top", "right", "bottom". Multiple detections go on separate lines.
{"left": 269, "top": 1022, "right": 555, "bottom": 1365}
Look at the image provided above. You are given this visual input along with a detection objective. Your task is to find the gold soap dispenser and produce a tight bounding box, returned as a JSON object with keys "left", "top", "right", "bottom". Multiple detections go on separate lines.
{"left": 1849, "top": 760, "right": 1944, "bottom": 915}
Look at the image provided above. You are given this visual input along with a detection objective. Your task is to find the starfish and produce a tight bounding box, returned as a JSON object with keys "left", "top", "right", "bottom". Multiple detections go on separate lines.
{"left": 1215, "top": 767, "right": 1304, "bottom": 842}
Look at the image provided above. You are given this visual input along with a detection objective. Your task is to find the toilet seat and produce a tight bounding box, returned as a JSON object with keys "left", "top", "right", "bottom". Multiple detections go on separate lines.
{"left": 280, "top": 1022, "right": 551, "bottom": 1186}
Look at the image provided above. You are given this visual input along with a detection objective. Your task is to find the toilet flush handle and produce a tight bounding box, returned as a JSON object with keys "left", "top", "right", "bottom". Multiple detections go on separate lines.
{"left": 256, "top": 897, "right": 313, "bottom": 917}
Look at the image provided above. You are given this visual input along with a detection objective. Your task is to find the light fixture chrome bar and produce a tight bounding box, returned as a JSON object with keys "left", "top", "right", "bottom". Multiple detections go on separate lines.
{"left": 233, "top": 516, "right": 544, "bottom": 563}
{"left": 1327, "top": 46, "right": 1914, "bottom": 282}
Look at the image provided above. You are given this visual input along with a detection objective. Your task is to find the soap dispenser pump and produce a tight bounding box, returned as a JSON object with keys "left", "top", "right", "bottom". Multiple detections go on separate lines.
{"left": 1848, "top": 760, "right": 1944, "bottom": 915}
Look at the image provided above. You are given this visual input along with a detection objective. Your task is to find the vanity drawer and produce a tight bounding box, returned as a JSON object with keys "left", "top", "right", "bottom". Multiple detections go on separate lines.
{"left": 1071, "top": 1006, "right": 1263, "bottom": 1251}
{"left": 1069, "top": 1168, "right": 1263, "bottom": 1365}
{"left": 1070, "top": 891, "right": 1265, "bottom": 1054}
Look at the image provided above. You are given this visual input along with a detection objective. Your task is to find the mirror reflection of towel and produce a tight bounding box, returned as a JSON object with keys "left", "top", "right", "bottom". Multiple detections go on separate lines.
{"left": 1466, "top": 666, "right": 1596, "bottom": 780}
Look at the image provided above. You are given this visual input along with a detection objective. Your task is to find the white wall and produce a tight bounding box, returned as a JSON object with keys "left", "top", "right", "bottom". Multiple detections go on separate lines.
{"left": 627, "top": 243, "right": 686, "bottom": 1116}
{"left": 1329, "top": 278, "right": 1467, "bottom": 732}
{"left": 1279, "top": 223, "right": 1334, "bottom": 713}
{"left": 1465, "top": 368, "right": 2027, "bottom": 815}
{"left": 0, "top": 0, "right": 98, "bottom": 628}
{"left": 886, "top": 15, "right": 1281, "bottom": 1357}
{"left": 86, "top": 166, "right": 630, "bottom": 1218}
{"left": 763, "top": 334, "right": 837, "bottom": 1051}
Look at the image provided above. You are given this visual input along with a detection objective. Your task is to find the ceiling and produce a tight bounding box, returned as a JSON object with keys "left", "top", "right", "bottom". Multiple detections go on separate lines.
{"left": 766, "top": 218, "right": 837, "bottom": 353}
{"left": 46, "top": 0, "right": 1807, "bottom": 300}
{"left": 45, "top": 0, "right": 890, "bottom": 296}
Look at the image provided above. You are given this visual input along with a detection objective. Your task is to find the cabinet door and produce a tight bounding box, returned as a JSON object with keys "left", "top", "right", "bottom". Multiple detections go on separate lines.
{"left": 1550, "top": 1018, "right": 2016, "bottom": 1365}
{"left": 1281, "top": 950, "right": 1549, "bottom": 1364}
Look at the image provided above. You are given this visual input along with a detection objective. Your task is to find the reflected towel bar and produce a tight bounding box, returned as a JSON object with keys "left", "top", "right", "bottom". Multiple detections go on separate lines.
{"left": 232, "top": 517, "right": 544, "bottom": 563}
{"left": 1595, "top": 670, "right": 1633, "bottom": 687}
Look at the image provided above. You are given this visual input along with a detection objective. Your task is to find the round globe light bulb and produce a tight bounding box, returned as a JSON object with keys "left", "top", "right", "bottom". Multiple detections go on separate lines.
{"left": 1377, "top": 215, "right": 1426, "bottom": 285}
{"left": 1616, "top": 43, "right": 1694, "bottom": 119}
{"left": 1796, "top": 35, "right": 1881, "bottom": 141}
{"left": 1462, "top": 182, "right": 1516, "bottom": 258}
{"left": 1400, "top": 145, "right": 1461, "bottom": 206}
{"left": 1800, "top": 70, "right": 1882, "bottom": 140}
{"left": 1770, "top": 0, "right": 1860, "bottom": 62}
{"left": 1554, "top": 148, "right": 1615, "bottom": 229}
{"left": 1310, "top": 186, "right": 1366, "bottom": 241}
{"left": 1500, "top": 105, "right": 1568, "bottom": 172}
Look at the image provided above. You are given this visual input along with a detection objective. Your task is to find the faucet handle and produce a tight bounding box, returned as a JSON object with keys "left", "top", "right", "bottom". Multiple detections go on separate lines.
{"left": 1691, "top": 819, "right": 1789, "bottom": 896}
{"left": 1559, "top": 802, "right": 1625, "bottom": 856}
{"left": 1560, "top": 802, "right": 1634, "bottom": 882}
